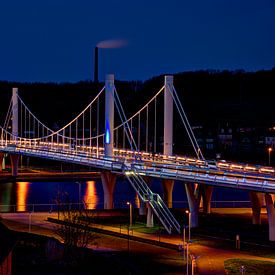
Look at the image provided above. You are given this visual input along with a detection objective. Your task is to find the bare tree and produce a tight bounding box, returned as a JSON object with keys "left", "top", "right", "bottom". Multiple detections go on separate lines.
{"left": 54, "top": 193, "right": 99, "bottom": 256}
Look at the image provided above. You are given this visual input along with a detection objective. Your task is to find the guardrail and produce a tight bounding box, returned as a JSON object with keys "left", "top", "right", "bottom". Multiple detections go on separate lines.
{"left": 0, "top": 200, "right": 252, "bottom": 213}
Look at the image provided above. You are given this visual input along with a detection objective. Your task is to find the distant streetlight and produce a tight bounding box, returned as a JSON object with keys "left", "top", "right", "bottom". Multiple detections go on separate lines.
{"left": 127, "top": 201, "right": 133, "bottom": 227}
{"left": 185, "top": 210, "right": 191, "bottom": 242}
{"left": 268, "top": 147, "right": 272, "bottom": 166}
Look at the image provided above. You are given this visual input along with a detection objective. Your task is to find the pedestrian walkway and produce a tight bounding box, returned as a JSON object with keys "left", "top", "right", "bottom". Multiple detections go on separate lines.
{"left": 1, "top": 212, "right": 275, "bottom": 274}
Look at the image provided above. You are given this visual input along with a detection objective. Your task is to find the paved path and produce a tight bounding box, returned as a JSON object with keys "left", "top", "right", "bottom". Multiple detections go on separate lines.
{"left": 1, "top": 212, "right": 275, "bottom": 274}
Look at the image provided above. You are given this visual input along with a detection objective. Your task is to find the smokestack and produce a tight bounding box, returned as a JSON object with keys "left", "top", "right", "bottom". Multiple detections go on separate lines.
{"left": 94, "top": 46, "right": 98, "bottom": 83}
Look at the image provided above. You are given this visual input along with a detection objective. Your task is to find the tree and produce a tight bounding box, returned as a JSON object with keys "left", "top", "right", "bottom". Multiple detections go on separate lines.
{"left": 54, "top": 193, "right": 98, "bottom": 257}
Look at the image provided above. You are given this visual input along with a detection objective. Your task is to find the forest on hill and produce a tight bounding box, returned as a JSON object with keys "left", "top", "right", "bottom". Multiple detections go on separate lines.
{"left": 0, "top": 68, "right": 274, "bottom": 129}
{"left": 0, "top": 68, "right": 274, "bottom": 161}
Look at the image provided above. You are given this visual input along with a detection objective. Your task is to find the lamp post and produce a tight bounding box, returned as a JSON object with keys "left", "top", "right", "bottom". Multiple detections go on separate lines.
{"left": 127, "top": 201, "right": 133, "bottom": 227}
{"left": 268, "top": 147, "right": 272, "bottom": 166}
{"left": 185, "top": 210, "right": 191, "bottom": 242}
{"left": 183, "top": 225, "right": 186, "bottom": 260}
{"left": 186, "top": 242, "right": 189, "bottom": 275}
{"left": 191, "top": 255, "right": 196, "bottom": 275}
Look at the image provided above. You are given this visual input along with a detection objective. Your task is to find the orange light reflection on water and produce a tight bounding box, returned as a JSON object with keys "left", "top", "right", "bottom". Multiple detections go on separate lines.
{"left": 16, "top": 182, "right": 30, "bottom": 211}
{"left": 84, "top": 181, "right": 98, "bottom": 209}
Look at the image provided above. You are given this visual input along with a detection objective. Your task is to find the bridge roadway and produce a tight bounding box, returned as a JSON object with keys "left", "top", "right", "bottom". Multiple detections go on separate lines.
{"left": 1, "top": 141, "right": 275, "bottom": 194}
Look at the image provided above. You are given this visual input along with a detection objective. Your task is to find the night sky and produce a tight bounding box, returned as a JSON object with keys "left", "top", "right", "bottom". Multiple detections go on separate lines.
{"left": 0, "top": 0, "right": 274, "bottom": 82}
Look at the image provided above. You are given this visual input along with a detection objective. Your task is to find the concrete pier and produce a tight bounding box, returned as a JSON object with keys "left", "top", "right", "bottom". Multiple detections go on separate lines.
{"left": 250, "top": 191, "right": 263, "bottom": 225}
{"left": 10, "top": 154, "right": 19, "bottom": 177}
{"left": 162, "top": 179, "right": 174, "bottom": 208}
{"left": 0, "top": 153, "right": 4, "bottom": 172}
{"left": 101, "top": 171, "right": 116, "bottom": 209}
{"left": 202, "top": 185, "right": 213, "bottom": 214}
{"left": 265, "top": 193, "right": 275, "bottom": 241}
{"left": 185, "top": 182, "right": 199, "bottom": 227}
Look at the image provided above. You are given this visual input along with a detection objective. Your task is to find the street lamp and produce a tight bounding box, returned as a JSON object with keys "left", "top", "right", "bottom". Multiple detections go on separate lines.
{"left": 186, "top": 242, "right": 189, "bottom": 275}
{"left": 127, "top": 201, "right": 133, "bottom": 227}
{"left": 185, "top": 210, "right": 191, "bottom": 242}
{"left": 183, "top": 225, "right": 186, "bottom": 260}
{"left": 268, "top": 147, "right": 272, "bottom": 166}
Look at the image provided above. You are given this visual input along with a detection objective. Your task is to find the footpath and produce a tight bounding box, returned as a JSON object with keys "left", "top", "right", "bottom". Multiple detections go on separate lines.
{"left": 1, "top": 212, "right": 275, "bottom": 275}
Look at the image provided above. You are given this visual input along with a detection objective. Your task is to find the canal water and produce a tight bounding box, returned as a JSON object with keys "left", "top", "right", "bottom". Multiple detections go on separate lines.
{"left": 0, "top": 178, "right": 250, "bottom": 212}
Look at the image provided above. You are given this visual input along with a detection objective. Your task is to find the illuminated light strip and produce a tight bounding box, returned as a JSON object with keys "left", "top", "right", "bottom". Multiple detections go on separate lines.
{"left": 176, "top": 157, "right": 186, "bottom": 161}
{"left": 217, "top": 162, "right": 229, "bottom": 168}
{"left": 244, "top": 166, "right": 257, "bottom": 171}
{"left": 259, "top": 168, "right": 275, "bottom": 173}
{"left": 168, "top": 156, "right": 176, "bottom": 160}
{"left": 186, "top": 158, "right": 196, "bottom": 162}
{"left": 230, "top": 164, "right": 243, "bottom": 169}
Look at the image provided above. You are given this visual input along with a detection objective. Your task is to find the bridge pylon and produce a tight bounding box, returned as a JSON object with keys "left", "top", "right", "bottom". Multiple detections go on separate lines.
{"left": 10, "top": 88, "right": 19, "bottom": 176}
{"left": 12, "top": 87, "right": 18, "bottom": 139}
{"left": 101, "top": 75, "right": 116, "bottom": 209}
{"left": 163, "top": 75, "right": 173, "bottom": 156}
{"left": 162, "top": 75, "right": 175, "bottom": 208}
{"left": 104, "top": 74, "right": 114, "bottom": 158}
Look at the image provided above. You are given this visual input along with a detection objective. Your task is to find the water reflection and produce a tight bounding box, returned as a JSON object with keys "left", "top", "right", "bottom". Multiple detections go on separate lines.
{"left": 0, "top": 180, "right": 250, "bottom": 212}
{"left": 83, "top": 181, "right": 98, "bottom": 209}
{"left": 16, "top": 182, "right": 30, "bottom": 211}
{"left": 0, "top": 182, "right": 13, "bottom": 212}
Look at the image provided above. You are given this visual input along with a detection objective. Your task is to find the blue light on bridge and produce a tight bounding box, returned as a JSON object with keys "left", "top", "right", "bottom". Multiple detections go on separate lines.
{"left": 105, "top": 121, "right": 110, "bottom": 144}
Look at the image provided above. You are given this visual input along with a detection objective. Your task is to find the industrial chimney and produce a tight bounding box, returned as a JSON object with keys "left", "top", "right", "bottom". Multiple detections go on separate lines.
{"left": 94, "top": 46, "right": 99, "bottom": 83}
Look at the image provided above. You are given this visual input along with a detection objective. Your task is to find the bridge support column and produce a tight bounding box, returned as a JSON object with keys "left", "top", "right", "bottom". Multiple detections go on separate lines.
{"left": 10, "top": 154, "right": 19, "bottom": 177}
{"left": 202, "top": 185, "right": 213, "bottom": 214}
{"left": 265, "top": 193, "right": 275, "bottom": 241}
{"left": 104, "top": 74, "right": 114, "bottom": 158}
{"left": 146, "top": 202, "right": 154, "bottom": 228}
{"left": 162, "top": 179, "right": 174, "bottom": 208}
{"left": 185, "top": 182, "right": 199, "bottom": 227}
{"left": 141, "top": 177, "right": 154, "bottom": 225}
{"left": 139, "top": 199, "right": 147, "bottom": 215}
{"left": 134, "top": 191, "right": 146, "bottom": 216}
{"left": 0, "top": 153, "right": 4, "bottom": 172}
{"left": 249, "top": 191, "right": 263, "bottom": 225}
{"left": 101, "top": 171, "right": 116, "bottom": 209}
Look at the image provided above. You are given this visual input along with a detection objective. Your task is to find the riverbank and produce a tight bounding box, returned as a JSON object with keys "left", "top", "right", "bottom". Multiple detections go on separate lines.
{"left": 0, "top": 168, "right": 101, "bottom": 182}
{"left": 1, "top": 210, "right": 275, "bottom": 274}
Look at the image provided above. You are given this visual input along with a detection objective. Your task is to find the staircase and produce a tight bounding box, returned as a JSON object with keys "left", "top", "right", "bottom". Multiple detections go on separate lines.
{"left": 123, "top": 163, "right": 180, "bottom": 234}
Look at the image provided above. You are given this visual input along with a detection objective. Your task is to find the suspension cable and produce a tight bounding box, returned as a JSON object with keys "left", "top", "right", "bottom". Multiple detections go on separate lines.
{"left": 170, "top": 85, "right": 204, "bottom": 160}
{"left": 3, "top": 99, "right": 12, "bottom": 130}
{"left": 114, "top": 87, "right": 138, "bottom": 152}
{"left": 154, "top": 97, "right": 157, "bottom": 153}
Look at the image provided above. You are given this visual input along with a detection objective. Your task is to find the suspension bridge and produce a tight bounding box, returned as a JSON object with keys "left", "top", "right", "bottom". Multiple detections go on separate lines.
{"left": 0, "top": 75, "right": 274, "bottom": 240}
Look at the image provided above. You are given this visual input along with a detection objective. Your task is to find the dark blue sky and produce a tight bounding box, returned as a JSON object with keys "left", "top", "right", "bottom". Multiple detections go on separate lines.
{"left": 0, "top": 0, "right": 274, "bottom": 82}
